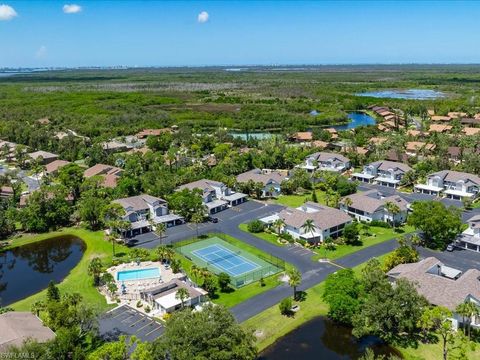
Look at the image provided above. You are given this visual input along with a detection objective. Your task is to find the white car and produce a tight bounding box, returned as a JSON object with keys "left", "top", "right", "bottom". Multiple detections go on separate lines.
{"left": 446, "top": 244, "right": 454, "bottom": 252}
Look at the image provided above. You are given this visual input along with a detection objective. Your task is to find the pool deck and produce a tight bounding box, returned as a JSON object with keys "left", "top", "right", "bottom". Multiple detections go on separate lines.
{"left": 104, "top": 261, "right": 185, "bottom": 314}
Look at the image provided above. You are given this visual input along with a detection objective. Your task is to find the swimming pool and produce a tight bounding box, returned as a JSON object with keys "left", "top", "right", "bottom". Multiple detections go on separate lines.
{"left": 116, "top": 267, "right": 160, "bottom": 281}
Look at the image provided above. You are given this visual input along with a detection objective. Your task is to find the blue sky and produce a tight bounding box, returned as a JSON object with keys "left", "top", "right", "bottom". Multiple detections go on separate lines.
{"left": 1, "top": 1, "right": 480, "bottom": 67}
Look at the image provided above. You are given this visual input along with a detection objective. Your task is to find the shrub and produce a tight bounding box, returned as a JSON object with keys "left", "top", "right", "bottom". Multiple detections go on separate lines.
{"left": 136, "top": 301, "right": 143, "bottom": 308}
{"left": 145, "top": 305, "right": 151, "bottom": 313}
{"left": 369, "top": 220, "right": 391, "bottom": 228}
{"left": 280, "top": 231, "right": 294, "bottom": 242}
{"left": 259, "top": 277, "right": 266, "bottom": 287}
{"left": 247, "top": 220, "right": 265, "bottom": 233}
{"left": 279, "top": 297, "right": 293, "bottom": 316}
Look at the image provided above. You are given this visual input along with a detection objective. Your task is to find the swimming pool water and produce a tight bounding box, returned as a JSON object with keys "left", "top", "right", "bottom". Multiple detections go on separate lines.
{"left": 117, "top": 267, "right": 160, "bottom": 281}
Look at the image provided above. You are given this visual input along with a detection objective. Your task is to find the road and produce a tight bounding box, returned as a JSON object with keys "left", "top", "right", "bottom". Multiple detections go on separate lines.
{"left": 134, "top": 190, "right": 480, "bottom": 323}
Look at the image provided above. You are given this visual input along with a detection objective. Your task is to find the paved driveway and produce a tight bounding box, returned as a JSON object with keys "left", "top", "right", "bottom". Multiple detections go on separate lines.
{"left": 418, "top": 246, "right": 480, "bottom": 272}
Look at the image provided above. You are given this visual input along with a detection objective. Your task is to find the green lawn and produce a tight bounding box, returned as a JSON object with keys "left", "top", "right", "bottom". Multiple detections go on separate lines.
{"left": 7, "top": 227, "right": 131, "bottom": 313}
{"left": 312, "top": 225, "right": 416, "bottom": 261}
{"left": 238, "top": 223, "right": 284, "bottom": 247}
{"left": 274, "top": 191, "right": 324, "bottom": 207}
{"left": 173, "top": 233, "right": 293, "bottom": 308}
{"left": 242, "top": 253, "right": 480, "bottom": 360}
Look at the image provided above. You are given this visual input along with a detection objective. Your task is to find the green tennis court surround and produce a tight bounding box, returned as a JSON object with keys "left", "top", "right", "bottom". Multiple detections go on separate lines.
{"left": 177, "top": 236, "right": 284, "bottom": 288}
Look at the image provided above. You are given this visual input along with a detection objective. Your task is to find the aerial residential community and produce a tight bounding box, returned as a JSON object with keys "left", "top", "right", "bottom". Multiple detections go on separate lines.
{"left": 1, "top": 2, "right": 480, "bottom": 360}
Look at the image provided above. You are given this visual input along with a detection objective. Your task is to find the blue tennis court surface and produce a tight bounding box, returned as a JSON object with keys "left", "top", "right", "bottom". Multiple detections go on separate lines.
{"left": 192, "top": 244, "right": 260, "bottom": 277}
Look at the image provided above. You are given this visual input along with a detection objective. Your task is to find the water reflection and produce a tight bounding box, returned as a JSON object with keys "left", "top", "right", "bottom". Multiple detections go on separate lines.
{"left": 259, "top": 317, "right": 402, "bottom": 360}
{"left": 0, "top": 236, "right": 85, "bottom": 306}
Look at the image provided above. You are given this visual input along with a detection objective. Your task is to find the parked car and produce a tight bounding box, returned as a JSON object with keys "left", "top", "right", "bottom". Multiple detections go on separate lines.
{"left": 208, "top": 216, "right": 219, "bottom": 223}
{"left": 446, "top": 244, "right": 454, "bottom": 252}
{"left": 291, "top": 305, "right": 300, "bottom": 312}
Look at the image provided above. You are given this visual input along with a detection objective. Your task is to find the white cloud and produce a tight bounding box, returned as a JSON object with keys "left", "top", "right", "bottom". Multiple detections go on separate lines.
{"left": 35, "top": 45, "right": 47, "bottom": 60}
{"left": 63, "top": 4, "right": 82, "bottom": 14}
{"left": 197, "top": 11, "right": 209, "bottom": 23}
{"left": 0, "top": 4, "right": 17, "bottom": 21}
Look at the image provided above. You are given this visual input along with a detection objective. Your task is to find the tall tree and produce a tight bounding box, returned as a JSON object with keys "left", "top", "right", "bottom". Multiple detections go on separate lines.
{"left": 287, "top": 268, "right": 302, "bottom": 300}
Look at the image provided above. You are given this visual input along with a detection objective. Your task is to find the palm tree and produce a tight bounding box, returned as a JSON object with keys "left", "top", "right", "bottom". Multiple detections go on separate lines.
{"left": 154, "top": 222, "right": 167, "bottom": 246}
{"left": 191, "top": 212, "right": 204, "bottom": 239}
{"left": 190, "top": 264, "right": 201, "bottom": 283}
{"left": 30, "top": 301, "right": 46, "bottom": 317}
{"left": 273, "top": 218, "right": 285, "bottom": 235}
{"left": 156, "top": 246, "right": 168, "bottom": 263}
{"left": 107, "top": 233, "right": 117, "bottom": 257}
{"left": 287, "top": 268, "right": 302, "bottom": 300}
{"left": 301, "top": 219, "right": 317, "bottom": 245}
{"left": 456, "top": 302, "right": 479, "bottom": 338}
{"left": 175, "top": 288, "right": 190, "bottom": 309}
{"left": 385, "top": 201, "right": 401, "bottom": 229}
{"left": 88, "top": 257, "right": 104, "bottom": 286}
{"left": 344, "top": 197, "right": 353, "bottom": 211}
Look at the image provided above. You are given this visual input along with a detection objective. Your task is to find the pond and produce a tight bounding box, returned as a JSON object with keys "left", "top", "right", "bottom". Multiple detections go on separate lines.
{"left": 0, "top": 236, "right": 85, "bottom": 306}
{"left": 356, "top": 89, "right": 445, "bottom": 100}
{"left": 258, "top": 317, "right": 402, "bottom": 360}
{"left": 332, "top": 112, "right": 376, "bottom": 131}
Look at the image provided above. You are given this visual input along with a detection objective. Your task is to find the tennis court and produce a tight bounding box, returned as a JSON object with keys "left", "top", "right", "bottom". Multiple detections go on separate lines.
{"left": 192, "top": 244, "right": 261, "bottom": 277}
{"left": 177, "top": 236, "right": 284, "bottom": 287}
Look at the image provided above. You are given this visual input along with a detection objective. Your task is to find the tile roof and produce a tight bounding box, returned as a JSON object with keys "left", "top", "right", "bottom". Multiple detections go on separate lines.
{"left": 279, "top": 203, "right": 352, "bottom": 230}
{"left": 236, "top": 169, "right": 287, "bottom": 186}
{"left": 428, "top": 170, "right": 480, "bottom": 185}
{"left": 387, "top": 257, "right": 480, "bottom": 310}
{"left": 113, "top": 194, "right": 166, "bottom": 212}
{"left": 178, "top": 179, "right": 224, "bottom": 193}
{"left": 308, "top": 151, "right": 349, "bottom": 164}
{"left": 290, "top": 132, "right": 313, "bottom": 141}
{"left": 45, "top": 159, "right": 71, "bottom": 174}
{"left": 341, "top": 190, "right": 409, "bottom": 214}
{"left": 369, "top": 160, "right": 412, "bottom": 173}
{"left": 463, "top": 127, "right": 480, "bottom": 136}
{"left": 28, "top": 150, "right": 58, "bottom": 160}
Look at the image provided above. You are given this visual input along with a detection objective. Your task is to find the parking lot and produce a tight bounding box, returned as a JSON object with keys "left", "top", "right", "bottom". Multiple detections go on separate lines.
{"left": 99, "top": 305, "right": 164, "bottom": 342}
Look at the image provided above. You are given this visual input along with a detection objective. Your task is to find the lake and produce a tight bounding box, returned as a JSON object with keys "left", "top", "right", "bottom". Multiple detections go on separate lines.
{"left": 356, "top": 89, "right": 445, "bottom": 100}
{"left": 259, "top": 317, "right": 402, "bottom": 360}
{"left": 0, "top": 236, "right": 85, "bottom": 306}
{"left": 332, "top": 112, "right": 376, "bottom": 131}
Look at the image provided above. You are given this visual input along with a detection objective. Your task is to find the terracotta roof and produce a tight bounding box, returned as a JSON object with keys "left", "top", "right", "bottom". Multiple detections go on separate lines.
{"left": 84, "top": 163, "right": 122, "bottom": 188}
{"left": 370, "top": 137, "right": 387, "bottom": 145}
{"left": 45, "top": 160, "right": 71, "bottom": 174}
{"left": 311, "top": 140, "right": 329, "bottom": 149}
{"left": 431, "top": 115, "right": 452, "bottom": 122}
{"left": 278, "top": 203, "right": 352, "bottom": 231}
{"left": 387, "top": 257, "right": 480, "bottom": 310}
{"left": 463, "top": 127, "right": 480, "bottom": 136}
{"left": 290, "top": 132, "right": 313, "bottom": 141}
{"left": 0, "top": 186, "right": 13, "bottom": 198}
{"left": 407, "top": 129, "right": 429, "bottom": 137}
{"left": 0, "top": 312, "right": 55, "bottom": 352}
{"left": 136, "top": 128, "right": 171, "bottom": 138}
{"left": 448, "top": 112, "right": 468, "bottom": 118}
{"left": 36, "top": 117, "right": 50, "bottom": 125}
{"left": 385, "top": 150, "right": 408, "bottom": 162}
{"left": 236, "top": 169, "right": 287, "bottom": 186}
{"left": 406, "top": 141, "right": 435, "bottom": 152}
{"left": 427, "top": 109, "right": 435, "bottom": 116}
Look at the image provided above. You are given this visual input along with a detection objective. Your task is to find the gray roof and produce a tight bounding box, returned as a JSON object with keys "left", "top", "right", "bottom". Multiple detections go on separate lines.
{"left": 28, "top": 150, "right": 58, "bottom": 160}
{"left": 279, "top": 203, "right": 352, "bottom": 230}
{"left": 428, "top": 170, "right": 480, "bottom": 185}
{"left": 308, "top": 152, "right": 349, "bottom": 164}
{"left": 387, "top": 257, "right": 480, "bottom": 310}
{"left": 0, "top": 312, "right": 55, "bottom": 352}
{"left": 178, "top": 179, "right": 224, "bottom": 193}
{"left": 236, "top": 169, "right": 287, "bottom": 186}
{"left": 341, "top": 190, "right": 409, "bottom": 213}
{"left": 113, "top": 194, "right": 166, "bottom": 212}
{"left": 369, "top": 160, "right": 412, "bottom": 173}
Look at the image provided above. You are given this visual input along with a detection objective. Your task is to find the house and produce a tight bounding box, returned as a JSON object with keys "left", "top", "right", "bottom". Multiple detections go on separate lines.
{"left": 405, "top": 141, "right": 436, "bottom": 157}
{"left": 339, "top": 190, "right": 409, "bottom": 224}
{"left": 455, "top": 214, "right": 480, "bottom": 253}
{"left": 0, "top": 312, "right": 56, "bottom": 352}
{"left": 324, "top": 128, "right": 339, "bottom": 139}
{"left": 28, "top": 150, "right": 59, "bottom": 165}
{"left": 429, "top": 124, "right": 452, "bottom": 133}
{"left": 84, "top": 163, "right": 123, "bottom": 188}
{"left": 414, "top": 170, "right": 480, "bottom": 199}
{"left": 430, "top": 115, "right": 452, "bottom": 122}
{"left": 447, "top": 147, "right": 461, "bottom": 163}
{"left": 236, "top": 168, "right": 288, "bottom": 197}
{"left": 369, "top": 137, "right": 388, "bottom": 147}
{"left": 44, "top": 159, "right": 71, "bottom": 176}
{"left": 37, "top": 117, "right": 50, "bottom": 125}
{"left": 0, "top": 186, "right": 13, "bottom": 199}
{"left": 462, "top": 127, "right": 480, "bottom": 136}
{"left": 112, "top": 194, "right": 183, "bottom": 237}
{"left": 311, "top": 140, "right": 331, "bottom": 149}
{"left": 140, "top": 279, "right": 207, "bottom": 315}
{"left": 289, "top": 131, "right": 313, "bottom": 142}
{"left": 448, "top": 112, "right": 468, "bottom": 119}
{"left": 0, "top": 140, "right": 18, "bottom": 161}
{"left": 136, "top": 128, "right": 171, "bottom": 139}
{"left": 177, "top": 179, "right": 247, "bottom": 214}
{"left": 385, "top": 150, "right": 409, "bottom": 163}
{"left": 101, "top": 140, "right": 131, "bottom": 154}
{"left": 387, "top": 257, "right": 480, "bottom": 330}
{"left": 460, "top": 118, "right": 480, "bottom": 126}
{"left": 299, "top": 152, "right": 350, "bottom": 173}
{"left": 259, "top": 202, "right": 352, "bottom": 243}
{"left": 351, "top": 160, "right": 412, "bottom": 188}
{"left": 427, "top": 109, "right": 435, "bottom": 116}
{"left": 406, "top": 129, "right": 429, "bottom": 138}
